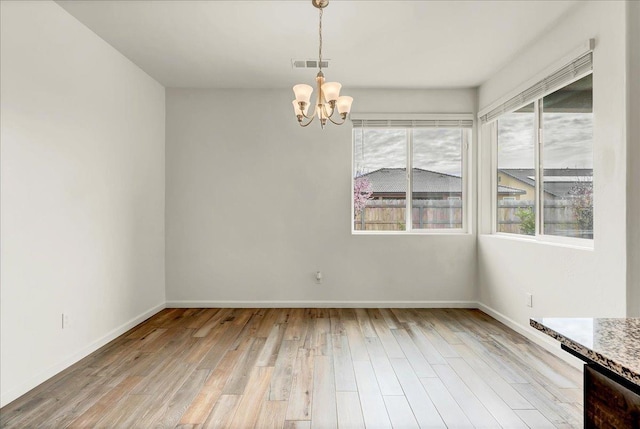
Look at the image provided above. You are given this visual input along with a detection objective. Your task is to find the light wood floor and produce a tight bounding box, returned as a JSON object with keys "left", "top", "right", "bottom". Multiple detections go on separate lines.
{"left": 0, "top": 308, "right": 583, "bottom": 428}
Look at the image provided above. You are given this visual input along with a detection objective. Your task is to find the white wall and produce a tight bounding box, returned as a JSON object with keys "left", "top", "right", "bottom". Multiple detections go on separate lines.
{"left": 165, "top": 88, "right": 477, "bottom": 306}
{"left": 628, "top": 0, "right": 640, "bottom": 317}
{"left": 477, "top": 1, "right": 629, "bottom": 332}
{"left": 0, "top": 1, "right": 166, "bottom": 406}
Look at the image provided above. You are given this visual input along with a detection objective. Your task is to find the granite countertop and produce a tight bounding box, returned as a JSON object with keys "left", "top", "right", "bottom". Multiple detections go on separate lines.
{"left": 530, "top": 317, "right": 640, "bottom": 387}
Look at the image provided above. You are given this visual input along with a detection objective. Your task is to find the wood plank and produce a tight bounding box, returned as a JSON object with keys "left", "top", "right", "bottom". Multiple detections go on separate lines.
{"left": 367, "top": 309, "right": 404, "bottom": 358}
{"left": 329, "top": 309, "right": 347, "bottom": 336}
{"left": 352, "top": 360, "right": 392, "bottom": 429}
{"left": 311, "top": 355, "right": 337, "bottom": 429}
{"left": 196, "top": 319, "right": 249, "bottom": 370}
{"left": 336, "top": 391, "right": 365, "bottom": 429}
{"left": 419, "top": 376, "right": 473, "bottom": 428}
{"left": 135, "top": 367, "right": 210, "bottom": 428}
{"left": 255, "top": 401, "right": 288, "bottom": 429}
{"left": 229, "top": 308, "right": 267, "bottom": 350}
{"left": 416, "top": 323, "right": 460, "bottom": 358}
{"left": 392, "top": 328, "right": 437, "bottom": 378}
{"left": 355, "top": 308, "right": 377, "bottom": 338}
{"left": 456, "top": 331, "right": 529, "bottom": 384}
{"left": 284, "top": 421, "right": 311, "bottom": 429}
{"left": 382, "top": 395, "right": 420, "bottom": 429}
{"left": 185, "top": 309, "right": 221, "bottom": 330}
{"left": 331, "top": 333, "right": 357, "bottom": 392}
{"left": 202, "top": 395, "right": 241, "bottom": 429}
{"left": 445, "top": 357, "right": 528, "bottom": 428}
{"left": 515, "top": 409, "right": 556, "bottom": 428}
{"left": 453, "top": 342, "right": 534, "bottom": 410}
{"left": 304, "top": 317, "right": 332, "bottom": 356}
{"left": 418, "top": 309, "right": 464, "bottom": 345}
{"left": 28, "top": 378, "right": 112, "bottom": 428}
{"left": 253, "top": 308, "right": 278, "bottom": 337}
{"left": 471, "top": 332, "right": 581, "bottom": 404}
{"left": 222, "top": 337, "right": 266, "bottom": 395}
{"left": 405, "top": 323, "right": 447, "bottom": 365}
{"left": 285, "top": 348, "right": 314, "bottom": 421}
{"left": 270, "top": 340, "right": 300, "bottom": 401}
{"left": 337, "top": 308, "right": 357, "bottom": 321}
{"left": 343, "top": 320, "right": 369, "bottom": 362}
{"left": 67, "top": 376, "right": 143, "bottom": 428}
{"left": 256, "top": 323, "right": 286, "bottom": 367}
{"left": 364, "top": 337, "right": 403, "bottom": 396}
{"left": 93, "top": 394, "right": 151, "bottom": 427}
{"left": 284, "top": 308, "right": 308, "bottom": 341}
{"left": 227, "top": 366, "right": 273, "bottom": 428}
{"left": 193, "top": 308, "right": 233, "bottom": 338}
{"left": 432, "top": 364, "right": 501, "bottom": 428}
{"left": 179, "top": 349, "right": 238, "bottom": 425}
{"left": 378, "top": 308, "right": 401, "bottom": 330}
{"left": 512, "top": 382, "right": 582, "bottom": 427}
{"left": 390, "top": 358, "right": 446, "bottom": 428}
{"left": 491, "top": 333, "right": 579, "bottom": 388}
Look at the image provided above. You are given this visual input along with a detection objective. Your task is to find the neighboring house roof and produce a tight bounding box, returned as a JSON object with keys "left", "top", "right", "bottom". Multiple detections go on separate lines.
{"left": 498, "top": 168, "right": 593, "bottom": 197}
{"left": 359, "top": 168, "right": 460, "bottom": 194}
{"left": 359, "top": 168, "right": 525, "bottom": 195}
{"left": 498, "top": 185, "right": 527, "bottom": 195}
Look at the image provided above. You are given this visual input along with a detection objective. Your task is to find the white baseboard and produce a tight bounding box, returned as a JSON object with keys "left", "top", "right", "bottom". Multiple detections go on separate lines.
{"left": 476, "top": 302, "right": 583, "bottom": 370}
{"left": 0, "top": 302, "right": 166, "bottom": 408}
{"left": 165, "top": 300, "right": 478, "bottom": 309}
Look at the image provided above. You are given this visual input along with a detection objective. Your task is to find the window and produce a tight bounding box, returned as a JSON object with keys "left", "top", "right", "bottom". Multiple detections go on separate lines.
{"left": 482, "top": 51, "right": 594, "bottom": 242}
{"left": 352, "top": 117, "right": 472, "bottom": 233}
{"left": 541, "top": 74, "right": 593, "bottom": 239}
{"left": 497, "top": 103, "right": 536, "bottom": 235}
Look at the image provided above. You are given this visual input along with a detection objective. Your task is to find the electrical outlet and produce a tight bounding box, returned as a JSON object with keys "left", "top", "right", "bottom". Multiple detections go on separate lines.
{"left": 526, "top": 293, "right": 533, "bottom": 308}
{"left": 62, "top": 313, "right": 70, "bottom": 329}
{"left": 315, "top": 271, "right": 322, "bottom": 284}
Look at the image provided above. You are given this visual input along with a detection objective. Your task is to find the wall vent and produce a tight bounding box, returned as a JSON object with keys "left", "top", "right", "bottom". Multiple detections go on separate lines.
{"left": 292, "top": 59, "right": 329, "bottom": 69}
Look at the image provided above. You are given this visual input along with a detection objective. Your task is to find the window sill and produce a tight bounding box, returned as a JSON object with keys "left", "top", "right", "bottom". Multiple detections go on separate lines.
{"left": 352, "top": 230, "right": 471, "bottom": 236}
{"left": 480, "top": 232, "right": 594, "bottom": 251}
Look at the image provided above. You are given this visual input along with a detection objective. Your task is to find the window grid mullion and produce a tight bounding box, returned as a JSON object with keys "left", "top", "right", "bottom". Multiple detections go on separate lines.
{"left": 535, "top": 99, "right": 543, "bottom": 237}
{"left": 407, "top": 130, "right": 413, "bottom": 232}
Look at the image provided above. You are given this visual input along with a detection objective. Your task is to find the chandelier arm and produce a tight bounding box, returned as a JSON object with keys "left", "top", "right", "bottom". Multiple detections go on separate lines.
{"left": 321, "top": 102, "right": 331, "bottom": 119}
{"left": 326, "top": 114, "right": 346, "bottom": 126}
{"left": 298, "top": 115, "right": 316, "bottom": 127}
{"left": 299, "top": 98, "right": 319, "bottom": 120}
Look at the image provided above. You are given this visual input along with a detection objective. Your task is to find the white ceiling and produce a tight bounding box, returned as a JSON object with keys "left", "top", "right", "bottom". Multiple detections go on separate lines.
{"left": 56, "top": 0, "right": 579, "bottom": 89}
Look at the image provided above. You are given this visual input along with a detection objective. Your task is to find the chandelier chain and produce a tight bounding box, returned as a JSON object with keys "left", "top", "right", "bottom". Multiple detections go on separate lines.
{"left": 318, "top": 7, "right": 323, "bottom": 72}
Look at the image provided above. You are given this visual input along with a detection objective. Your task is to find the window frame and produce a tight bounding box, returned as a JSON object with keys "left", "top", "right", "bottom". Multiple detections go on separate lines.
{"left": 489, "top": 71, "right": 594, "bottom": 247}
{"left": 351, "top": 114, "right": 473, "bottom": 235}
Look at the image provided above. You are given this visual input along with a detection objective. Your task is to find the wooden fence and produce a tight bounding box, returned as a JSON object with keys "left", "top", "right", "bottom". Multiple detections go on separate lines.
{"left": 354, "top": 200, "right": 462, "bottom": 231}
{"left": 354, "top": 199, "right": 592, "bottom": 238}
{"left": 497, "top": 200, "right": 593, "bottom": 238}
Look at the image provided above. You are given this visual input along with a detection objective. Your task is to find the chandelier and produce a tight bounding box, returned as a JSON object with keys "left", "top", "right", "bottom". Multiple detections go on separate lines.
{"left": 292, "top": 0, "right": 353, "bottom": 128}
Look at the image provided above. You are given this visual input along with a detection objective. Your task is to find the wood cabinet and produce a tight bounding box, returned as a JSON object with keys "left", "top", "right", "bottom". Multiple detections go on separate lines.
{"left": 585, "top": 364, "right": 640, "bottom": 429}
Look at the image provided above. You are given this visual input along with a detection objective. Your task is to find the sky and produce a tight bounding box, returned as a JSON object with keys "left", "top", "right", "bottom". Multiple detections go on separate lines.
{"left": 354, "top": 128, "right": 463, "bottom": 176}
{"left": 353, "top": 113, "right": 593, "bottom": 176}
{"left": 498, "top": 112, "right": 593, "bottom": 169}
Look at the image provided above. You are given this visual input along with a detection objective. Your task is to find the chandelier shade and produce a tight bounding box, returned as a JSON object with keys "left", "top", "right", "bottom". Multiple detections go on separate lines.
{"left": 336, "top": 96, "right": 353, "bottom": 114}
{"left": 292, "top": 0, "right": 353, "bottom": 128}
{"left": 293, "top": 84, "right": 313, "bottom": 104}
